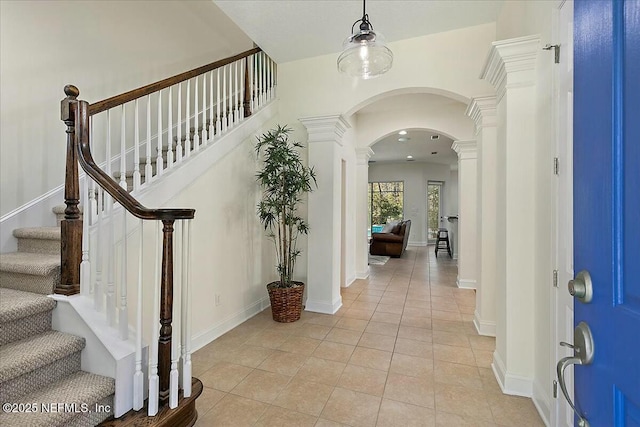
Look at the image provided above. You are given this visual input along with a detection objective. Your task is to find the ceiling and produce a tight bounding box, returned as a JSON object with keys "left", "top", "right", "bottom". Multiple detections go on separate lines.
{"left": 214, "top": 1, "right": 488, "bottom": 165}
{"left": 214, "top": 1, "right": 504, "bottom": 63}
{"left": 368, "top": 129, "right": 456, "bottom": 165}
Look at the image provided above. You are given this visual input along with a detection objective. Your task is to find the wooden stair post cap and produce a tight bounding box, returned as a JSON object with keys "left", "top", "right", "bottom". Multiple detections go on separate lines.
{"left": 64, "top": 85, "right": 80, "bottom": 98}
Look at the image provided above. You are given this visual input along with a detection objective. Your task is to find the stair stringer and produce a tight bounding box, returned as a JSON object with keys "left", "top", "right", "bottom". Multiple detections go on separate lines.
{"left": 50, "top": 294, "right": 148, "bottom": 419}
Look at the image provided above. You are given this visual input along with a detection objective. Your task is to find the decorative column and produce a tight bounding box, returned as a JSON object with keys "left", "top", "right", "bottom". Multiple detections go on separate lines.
{"left": 480, "top": 35, "right": 539, "bottom": 396}
{"left": 451, "top": 140, "right": 478, "bottom": 290}
{"left": 355, "top": 148, "right": 374, "bottom": 279}
{"left": 299, "top": 115, "right": 350, "bottom": 314}
{"left": 466, "top": 96, "right": 497, "bottom": 336}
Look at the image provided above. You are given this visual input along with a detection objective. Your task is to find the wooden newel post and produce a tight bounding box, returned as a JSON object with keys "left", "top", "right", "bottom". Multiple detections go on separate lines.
{"left": 57, "top": 85, "right": 82, "bottom": 296}
{"left": 243, "top": 56, "right": 252, "bottom": 118}
{"left": 158, "top": 219, "right": 175, "bottom": 404}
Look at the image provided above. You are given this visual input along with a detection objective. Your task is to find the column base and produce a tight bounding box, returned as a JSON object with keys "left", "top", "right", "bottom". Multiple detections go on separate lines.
{"left": 305, "top": 297, "right": 342, "bottom": 315}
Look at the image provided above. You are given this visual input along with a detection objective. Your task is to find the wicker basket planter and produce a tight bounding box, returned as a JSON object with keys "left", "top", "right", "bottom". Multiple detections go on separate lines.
{"left": 267, "top": 281, "right": 305, "bottom": 323}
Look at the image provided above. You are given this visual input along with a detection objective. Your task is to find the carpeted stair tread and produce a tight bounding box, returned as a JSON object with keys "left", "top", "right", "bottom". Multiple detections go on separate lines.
{"left": 0, "top": 371, "right": 115, "bottom": 427}
{"left": 13, "top": 227, "right": 61, "bottom": 241}
{"left": 0, "top": 330, "right": 84, "bottom": 383}
{"left": 0, "top": 252, "right": 60, "bottom": 276}
{"left": 0, "top": 288, "right": 56, "bottom": 323}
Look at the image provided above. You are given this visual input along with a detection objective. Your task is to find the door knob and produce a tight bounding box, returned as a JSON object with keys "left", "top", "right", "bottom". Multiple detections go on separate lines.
{"left": 568, "top": 270, "right": 593, "bottom": 303}
{"left": 557, "top": 322, "right": 594, "bottom": 427}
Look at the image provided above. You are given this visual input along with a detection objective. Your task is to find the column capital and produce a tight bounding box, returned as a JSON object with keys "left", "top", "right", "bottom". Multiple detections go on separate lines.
{"left": 452, "top": 140, "right": 477, "bottom": 160}
{"left": 355, "top": 147, "right": 374, "bottom": 165}
{"left": 299, "top": 114, "right": 351, "bottom": 146}
{"left": 480, "top": 35, "right": 540, "bottom": 102}
{"left": 466, "top": 96, "right": 497, "bottom": 134}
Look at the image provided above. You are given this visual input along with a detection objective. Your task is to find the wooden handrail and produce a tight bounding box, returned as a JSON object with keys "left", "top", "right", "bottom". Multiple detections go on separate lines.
{"left": 89, "top": 47, "right": 262, "bottom": 115}
{"left": 63, "top": 86, "right": 195, "bottom": 221}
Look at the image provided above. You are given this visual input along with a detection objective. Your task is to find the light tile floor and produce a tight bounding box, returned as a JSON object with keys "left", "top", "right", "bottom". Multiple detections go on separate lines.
{"left": 193, "top": 246, "right": 545, "bottom": 426}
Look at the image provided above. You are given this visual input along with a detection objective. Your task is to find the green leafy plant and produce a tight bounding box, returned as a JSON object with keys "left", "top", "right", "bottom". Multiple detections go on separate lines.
{"left": 256, "top": 125, "right": 317, "bottom": 288}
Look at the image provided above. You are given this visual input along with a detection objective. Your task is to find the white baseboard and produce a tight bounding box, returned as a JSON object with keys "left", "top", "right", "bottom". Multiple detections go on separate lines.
{"left": 492, "top": 350, "right": 533, "bottom": 397}
{"left": 355, "top": 269, "right": 369, "bottom": 280}
{"left": 345, "top": 275, "right": 356, "bottom": 287}
{"left": 532, "top": 379, "right": 552, "bottom": 427}
{"left": 473, "top": 310, "right": 496, "bottom": 336}
{"left": 305, "top": 296, "right": 342, "bottom": 315}
{"left": 191, "top": 296, "right": 271, "bottom": 352}
{"left": 457, "top": 278, "right": 477, "bottom": 289}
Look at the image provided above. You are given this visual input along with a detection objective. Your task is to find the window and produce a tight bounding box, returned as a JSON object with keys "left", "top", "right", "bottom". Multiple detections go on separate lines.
{"left": 427, "top": 182, "right": 443, "bottom": 242}
{"left": 368, "top": 181, "right": 404, "bottom": 235}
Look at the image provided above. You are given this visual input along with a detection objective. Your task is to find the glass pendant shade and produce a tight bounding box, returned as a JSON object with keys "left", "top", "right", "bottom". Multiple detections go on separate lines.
{"left": 338, "top": 28, "right": 393, "bottom": 79}
{"left": 337, "top": 1, "right": 393, "bottom": 80}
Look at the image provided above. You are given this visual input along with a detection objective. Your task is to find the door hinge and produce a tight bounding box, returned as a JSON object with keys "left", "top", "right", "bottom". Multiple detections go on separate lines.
{"left": 543, "top": 44, "right": 561, "bottom": 63}
{"left": 554, "top": 157, "right": 559, "bottom": 175}
{"left": 553, "top": 380, "right": 558, "bottom": 398}
{"left": 553, "top": 269, "right": 559, "bottom": 287}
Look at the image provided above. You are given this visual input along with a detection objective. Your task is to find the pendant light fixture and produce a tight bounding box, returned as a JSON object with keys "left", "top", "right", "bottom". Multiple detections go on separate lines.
{"left": 337, "top": 0, "right": 393, "bottom": 79}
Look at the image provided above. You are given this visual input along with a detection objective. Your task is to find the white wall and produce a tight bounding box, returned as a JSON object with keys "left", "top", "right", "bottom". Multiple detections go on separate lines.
{"left": 368, "top": 162, "right": 453, "bottom": 246}
{"left": 0, "top": 0, "right": 253, "bottom": 217}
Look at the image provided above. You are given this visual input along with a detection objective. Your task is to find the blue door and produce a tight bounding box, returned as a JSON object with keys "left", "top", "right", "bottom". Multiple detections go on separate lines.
{"left": 574, "top": 0, "right": 640, "bottom": 425}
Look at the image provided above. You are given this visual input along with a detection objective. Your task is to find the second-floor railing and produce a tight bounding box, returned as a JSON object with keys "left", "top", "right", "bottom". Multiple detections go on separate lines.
{"left": 57, "top": 47, "right": 277, "bottom": 418}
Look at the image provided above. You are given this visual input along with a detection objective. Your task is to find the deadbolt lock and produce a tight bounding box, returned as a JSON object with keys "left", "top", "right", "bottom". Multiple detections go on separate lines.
{"left": 568, "top": 270, "right": 593, "bottom": 303}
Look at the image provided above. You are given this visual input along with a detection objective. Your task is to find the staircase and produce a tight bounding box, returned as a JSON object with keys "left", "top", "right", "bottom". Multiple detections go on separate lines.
{"left": 0, "top": 225, "right": 115, "bottom": 427}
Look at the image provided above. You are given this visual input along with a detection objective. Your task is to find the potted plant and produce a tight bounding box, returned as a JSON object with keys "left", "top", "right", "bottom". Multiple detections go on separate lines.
{"left": 256, "top": 125, "right": 317, "bottom": 322}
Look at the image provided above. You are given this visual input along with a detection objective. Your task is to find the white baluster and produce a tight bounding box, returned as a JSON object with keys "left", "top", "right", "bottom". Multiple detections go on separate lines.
{"left": 262, "top": 52, "right": 267, "bottom": 106}
{"left": 119, "top": 209, "right": 128, "bottom": 340}
{"left": 80, "top": 176, "right": 91, "bottom": 297}
{"left": 119, "top": 105, "right": 127, "bottom": 190}
{"left": 216, "top": 69, "right": 222, "bottom": 135}
{"left": 156, "top": 91, "right": 164, "bottom": 176}
{"left": 257, "top": 53, "right": 262, "bottom": 109}
{"left": 222, "top": 66, "right": 227, "bottom": 132}
{"left": 273, "top": 61, "right": 278, "bottom": 98}
{"left": 185, "top": 79, "right": 191, "bottom": 157}
{"left": 167, "top": 86, "right": 174, "bottom": 168}
{"left": 250, "top": 54, "right": 255, "bottom": 113}
{"left": 169, "top": 222, "right": 180, "bottom": 408}
{"left": 176, "top": 83, "right": 183, "bottom": 162}
{"left": 234, "top": 61, "right": 239, "bottom": 124}
{"left": 145, "top": 96, "right": 153, "bottom": 184}
{"left": 194, "top": 76, "right": 200, "bottom": 151}
{"left": 133, "top": 220, "right": 144, "bottom": 411}
{"left": 181, "top": 219, "right": 192, "bottom": 397}
{"left": 228, "top": 63, "right": 234, "bottom": 128}
{"left": 270, "top": 57, "right": 275, "bottom": 100}
{"left": 94, "top": 185, "right": 103, "bottom": 312}
{"left": 209, "top": 71, "right": 214, "bottom": 140}
{"left": 133, "top": 100, "right": 141, "bottom": 190}
{"left": 106, "top": 195, "right": 115, "bottom": 326}
{"left": 105, "top": 110, "right": 115, "bottom": 325}
{"left": 240, "top": 60, "right": 245, "bottom": 120}
{"left": 148, "top": 222, "right": 160, "bottom": 416}
{"left": 202, "top": 73, "right": 207, "bottom": 143}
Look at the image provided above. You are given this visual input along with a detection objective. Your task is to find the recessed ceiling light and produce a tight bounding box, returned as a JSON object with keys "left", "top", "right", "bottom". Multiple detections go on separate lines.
{"left": 407, "top": 155, "right": 413, "bottom": 159}
{"left": 398, "top": 137, "right": 410, "bottom": 142}
{"left": 431, "top": 135, "right": 440, "bottom": 140}
{"left": 399, "top": 130, "right": 407, "bottom": 135}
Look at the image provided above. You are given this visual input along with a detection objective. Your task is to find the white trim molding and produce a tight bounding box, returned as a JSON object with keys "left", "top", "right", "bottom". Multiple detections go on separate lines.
{"left": 456, "top": 278, "right": 477, "bottom": 289}
{"left": 355, "top": 147, "right": 375, "bottom": 165}
{"left": 480, "top": 35, "right": 541, "bottom": 102}
{"left": 532, "top": 379, "right": 552, "bottom": 427}
{"left": 473, "top": 310, "right": 496, "bottom": 336}
{"left": 299, "top": 114, "right": 351, "bottom": 146}
{"left": 492, "top": 351, "right": 534, "bottom": 397}
{"left": 451, "top": 139, "right": 478, "bottom": 160}
{"left": 466, "top": 96, "right": 497, "bottom": 135}
{"left": 305, "top": 297, "right": 342, "bottom": 315}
